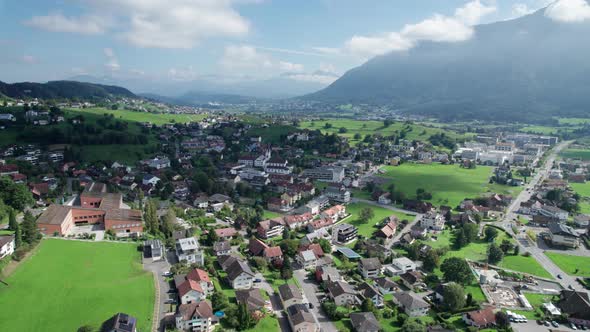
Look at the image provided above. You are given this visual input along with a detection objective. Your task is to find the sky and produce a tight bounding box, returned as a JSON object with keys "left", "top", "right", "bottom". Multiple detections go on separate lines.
{"left": 0, "top": 0, "right": 588, "bottom": 86}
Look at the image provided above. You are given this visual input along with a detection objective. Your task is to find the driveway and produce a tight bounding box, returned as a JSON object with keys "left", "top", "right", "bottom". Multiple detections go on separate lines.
{"left": 294, "top": 269, "right": 338, "bottom": 332}
{"left": 252, "top": 272, "right": 291, "bottom": 332}
{"left": 143, "top": 250, "right": 173, "bottom": 332}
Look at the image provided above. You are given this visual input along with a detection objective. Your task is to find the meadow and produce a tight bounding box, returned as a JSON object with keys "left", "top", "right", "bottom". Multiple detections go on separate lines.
{"left": 376, "top": 164, "right": 522, "bottom": 207}
{"left": 560, "top": 148, "right": 590, "bottom": 161}
{"left": 67, "top": 107, "right": 207, "bottom": 125}
{"left": 345, "top": 202, "right": 413, "bottom": 238}
{"left": 545, "top": 252, "right": 590, "bottom": 276}
{"left": 0, "top": 239, "right": 154, "bottom": 332}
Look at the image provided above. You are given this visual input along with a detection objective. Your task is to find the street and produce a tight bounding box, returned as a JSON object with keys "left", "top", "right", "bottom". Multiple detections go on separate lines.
{"left": 294, "top": 269, "right": 338, "bottom": 332}
{"left": 143, "top": 250, "right": 173, "bottom": 332}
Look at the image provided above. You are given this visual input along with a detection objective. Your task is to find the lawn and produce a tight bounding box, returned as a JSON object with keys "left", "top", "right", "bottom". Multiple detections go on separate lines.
{"left": 498, "top": 255, "right": 553, "bottom": 279}
{"left": 346, "top": 202, "right": 413, "bottom": 238}
{"left": 78, "top": 144, "right": 155, "bottom": 164}
{"left": 560, "top": 148, "right": 590, "bottom": 161}
{"left": 546, "top": 252, "right": 590, "bottom": 276}
{"left": 262, "top": 210, "right": 282, "bottom": 220}
{"left": 243, "top": 316, "right": 279, "bottom": 332}
{"left": 67, "top": 107, "right": 206, "bottom": 125}
{"left": 570, "top": 182, "right": 590, "bottom": 197}
{"left": 377, "top": 164, "right": 522, "bottom": 207}
{"left": 0, "top": 239, "right": 154, "bottom": 332}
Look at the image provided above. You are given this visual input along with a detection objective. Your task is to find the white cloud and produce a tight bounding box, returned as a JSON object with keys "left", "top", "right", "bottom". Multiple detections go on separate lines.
{"left": 337, "top": 0, "right": 496, "bottom": 58}
{"left": 545, "top": 0, "right": 590, "bottom": 22}
{"left": 103, "top": 48, "right": 120, "bottom": 71}
{"left": 279, "top": 61, "right": 304, "bottom": 72}
{"left": 220, "top": 45, "right": 305, "bottom": 74}
{"left": 511, "top": 3, "right": 534, "bottom": 17}
{"left": 283, "top": 72, "right": 339, "bottom": 85}
{"left": 25, "top": 0, "right": 252, "bottom": 49}
{"left": 168, "top": 66, "right": 199, "bottom": 81}
{"left": 24, "top": 12, "right": 109, "bottom": 35}
{"left": 312, "top": 47, "right": 342, "bottom": 55}
{"left": 454, "top": 0, "right": 497, "bottom": 25}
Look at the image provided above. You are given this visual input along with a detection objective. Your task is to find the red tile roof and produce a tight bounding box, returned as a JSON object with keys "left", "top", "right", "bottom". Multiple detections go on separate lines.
{"left": 263, "top": 246, "right": 283, "bottom": 258}
{"left": 187, "top": 268, "right": 210, "bottom": 283}
{"left": 178, "top": 279, "right": 204, "bottom": 297}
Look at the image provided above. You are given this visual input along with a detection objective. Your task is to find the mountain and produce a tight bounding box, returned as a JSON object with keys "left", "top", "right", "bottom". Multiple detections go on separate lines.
{"left": 305, "top": 9, "right": 590, "bottom": 122}
{"left": 0, "top": 80, "right": 136, "bottom": 100}
{"left": 142, "top": 91, "right": 260, "bottom": 106}
{"left": 71, "top": 73, "right": 331, "bottom": 100}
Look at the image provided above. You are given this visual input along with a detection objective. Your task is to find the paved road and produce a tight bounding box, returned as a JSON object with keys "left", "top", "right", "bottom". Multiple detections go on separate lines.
{"left": 294, "top": 269, "right": 338, "bottom": 332}
{"left": 252, "top": 272, "right": 291, "bottom": 332}
{"left": 143, "top": 251, "right": 173, "bottom": 332}
{"left": 492, "top": 141, "right": 584, "bottom": 290}
{"left": 514, "top": 320, "right": 581, "bottom": 332}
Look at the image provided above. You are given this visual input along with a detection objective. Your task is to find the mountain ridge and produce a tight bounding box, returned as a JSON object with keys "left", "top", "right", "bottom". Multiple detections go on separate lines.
{"left": 0, "top": 80, "right": 136, "bottom": 100}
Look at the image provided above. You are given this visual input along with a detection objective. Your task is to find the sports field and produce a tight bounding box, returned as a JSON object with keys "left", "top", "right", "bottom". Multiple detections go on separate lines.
{"left": 0, "top": 239, "right": 154, "bottom": 332}
{"left": 377, "top": 164, "right": 522, "bottom": 207}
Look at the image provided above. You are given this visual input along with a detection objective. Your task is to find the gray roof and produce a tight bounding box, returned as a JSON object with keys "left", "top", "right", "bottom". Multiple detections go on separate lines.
{"left": 286, "top": 304, "right": 316, "bottom": 327}
{"left": 213, "top": 240, "right": 231, "bottom": 252}
{"left": 226, "top": 259, "right": 255, "bottom": 281}
{"left": 374, "top": 277, "right": 397, "bottom": 290}
{"left": 235, "top": 289, "right": 266, "bottom": 311}
{"left": 350, "top": 312, "right": 380, "bottom": 332}
{"left": 548, "top": 222, "right": 579, "bottom": 237}
{"left": 358, "top": 282, "right": 381, "bottom": 299}
{"left": 327, "top": 281, "right": 357, "bottom": 298}
{"left": 278, "top": 283, "right": 303, "bottom": 302}
{"left": 393, "top": 292, "right": 430, "bottom": 310}
{"left": 360, "top": 257, "right": 382, "bottom": 270}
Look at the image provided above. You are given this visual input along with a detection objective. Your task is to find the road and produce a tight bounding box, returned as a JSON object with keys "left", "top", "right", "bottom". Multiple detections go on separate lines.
{"left": 252, "top": 272, "right": 290, "bottom": 332}
{"left": 514, "top": 320, "right": 581, "bottom": 332}
{"left": 493, "top": 141, "right": 584, "bottom": 290}
{"left": 294, "top": 269, "right": 338, "bottom": 332}
{"left": 143, "top": 250, "right": 173, "bottom": 332}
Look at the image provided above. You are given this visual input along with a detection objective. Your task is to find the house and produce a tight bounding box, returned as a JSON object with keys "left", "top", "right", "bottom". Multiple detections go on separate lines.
{"left": 286, "top": 304, "right": 320, "bottom": 332}
{"left": 248, "top": 238, "right": 269, "bottom": 256}
{"left": 374, "top": 277, "right": 399, "bottom": 294}
{"left": 358, "top": 282, "right": 384, "bottom": 307}
{"left": 219, "top": 256, "right": 255, "bottom": 289}
{"left": 142, "top": 174, "right": 160, "bottom": 186}
{"left": 327, "top": 281, "right": 360, "bottom": 306}
{"left": 0, "top": 164, "right": 18, "bottom": 176}
{"left": 575, "top": 215, "right": 590, "bottom": 228}
{"left": 263, "top": 246, "right": 283, "bottom": 265}
{"left": 176, "top": 237, "right": 204, "bottom": 265}
{"left": 213, "top": 241, "right": 231, "bottom": 256}
{"left": 193, "top": 196, "right": 209, "bottom": 209}
{"left": 558, "top": 290, "right": 590, "bottom": 327}
{"left": 393, "top": 292, "right": 431, "bottom": 317}
{"left": 236, "top": 288, "right": 268, "bottom": 312}
{"left": 279, "top": 283, "right": 304, "bottom": 309}
{"left": 388, "top": 257, "right": 417, "bottom": 276}
{"left": 358, "top": 258, "right": 382, "bottom": 279}
{"left": 176, "top": 301, "right": 215, "bottom": 332}
{"left": 378, "top": 192, "right": 392, "bottom": 205}
{"left": 181, "top": 269, "right": 214, "bottom": 296}
{"left": 267, "top": 197, "right": 292, "bottom": 212}
{"left": 147, "top": 157, "right": 170, "bottom": 170}
{"left": 320, "top": 205, "right": 347, "bottom": 223}
{"left": 463, "top": 307, "right": 497, "bottom": 328}
{"left": 538, "top": 205, "right": 569, "bottom": 222}
{"left": 332, "top": 223, "right": 358, "bottom": 244}
{"left": 178, "top": 279, "right": 206, "bottom": 304}
{"left": 144, "top": 239, "right": 164, "bottom": 262}
{"left": 325, "top": 185, "right": 351, "bottom": 203}
{"left": 214, "top": 227, "right": 236, "bottom": 240}
{"left": 349, "top": 312, "right": 380, "bottom": 332}
{"left": 284, "top": 213, "right": 314, "bottom": 230}
{"left": 399, "top": 271, "right": 425, "bottom": 289}
{"left": 101, "top": 313, "right": 137, "bottom": 332}
{"left": 297, "top": 249, "right": 318, "bottom": 270}
{"left": 315, "top": 265, "right": 342, "bottom": 284}
{"left": 547, "top": 222, "right": 580, "bottom": 248}
{"left": 420, "top": 211, "right": 445, "bottom": 231}
{"left": 0, "top": 235, "right": 15, "bottom": 259}
{"left": 302, "top": 166, "right": 345, "bottom": 183}
{"left": 257, "top": 217, "right": 285, "bottom": 239}
{"left": 378, "top": 218, "right": 398, "bottom": 242}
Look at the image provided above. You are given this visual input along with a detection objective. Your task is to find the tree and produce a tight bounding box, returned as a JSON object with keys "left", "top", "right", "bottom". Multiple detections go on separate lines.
{"left": 422, "top": 250, "right": 440, "bottom": 272}
{"left": 137, "top": 189, "right": 144, "bottom": 210}
{"left": 487, "top": 243, "right": 504, "bottom": 265}
{"left": 317, "top": 238, "right": 332, "bottom": 253}
{"left": 452, "top": 228, "right": 469, "bottom": 249}
{"left": 495, "top": 311, "right": 510, "bottom": 329}
{"left": 237, "top": 302, "right": 254, "bottom": 330}
{"left": 77, "top": 325, "right": 94, "bottom": 332}
{"left": 359, "top": 207, "right": 374, "bottom": 223}
{"left": 281, "top": 256, "right": 293, "bottom": 279}
{"left": 499, "top": 239, "right": 514, "bottom": 254}
{"left": 484, "top": 226, "right": 499, "bottom": 241}
{"left": 212, "top": 291, "right": 229, "bottom": 311}
{"left": 143, "top": 199, "right": 158, "bottom": 235}
{"left": 440, "top": 257, "right": 474, "bottom": 285}
{"left": 384, "top": 119, "right": 393, "bottom": 128}
{"left": 463, "top": 223, "right": 478, "bottom": 243}
{"left": 400, "top": 319, "right": 426, "bottom": 332}
{"left": 160, "top": 209, "right": 176, "bottom": 238}
{"left": 513, "top": 245, "right": 520, "bottom": 256}
{"left": 14, "top": 222, "right": 22, "bottom": 248}
{"left": 338, "top": 127, "right": 348, "bottom": 133}
{"left": 0, "top": 177, "right": 35, "bottom": 211}
{"left": 443, "top": 282, "right": 466, "bottom": 311}
{"left": 324, "top": 123, "right": 332, "bottom": 129}
{"left": 206, "top": 228, "right": 219, "bottom": 246}
{"left": 8, "top": 208, "right": 17, "bottom": 231}
{"left": 361, "top": 297, "right": 376, "bottom": 313}
{"left": 353, "top": 133, "right": 362, "bottom": 140}
{"left": 21, "top": 211, "right": 40, "bottom": 244}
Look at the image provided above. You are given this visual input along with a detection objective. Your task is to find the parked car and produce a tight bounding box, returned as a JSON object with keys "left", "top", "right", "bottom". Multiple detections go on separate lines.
{"left": 571, "top": 323, "right": 578, "bottom": 330}
{"left": 162, "top": 271, "right": 173, "bottom": 277}
{"left": 253, "top": 279, "right": 262, "bottom": 283}
{"left": 557, "top": 274, "right": 562, "bottom": 279}
{"left": 551, "top": 321, "right": 559, "bottom": 328}
{"left": 544, "top": 321, "right": 551, "bottom": 327}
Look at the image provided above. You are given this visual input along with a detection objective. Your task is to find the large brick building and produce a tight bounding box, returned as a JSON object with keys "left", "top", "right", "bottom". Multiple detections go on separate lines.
{"left": 37, "top": 182, "right": 143, "bottom": 237}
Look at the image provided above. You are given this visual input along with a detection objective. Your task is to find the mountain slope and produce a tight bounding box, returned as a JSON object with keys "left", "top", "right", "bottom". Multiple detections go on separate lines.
{"left": 305, "top": 10, "right": 590, "bottom": 122}
{"left": 0, "top": 80, "right": 137, "bottom": 100}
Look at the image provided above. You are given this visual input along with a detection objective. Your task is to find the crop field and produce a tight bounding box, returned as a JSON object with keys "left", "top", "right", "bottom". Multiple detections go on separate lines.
{"left": 67, "top": 107, "right": 207, "bottom": 125}
{"left": 376, "top": 164, "right": 522, "bottom": 207}
{"left": 0, "top": 239, "right": 154, "bottom": 332}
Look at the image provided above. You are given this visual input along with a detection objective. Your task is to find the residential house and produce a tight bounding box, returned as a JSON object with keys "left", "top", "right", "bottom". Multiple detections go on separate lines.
{"left": 279, "top": 283, "right": 304, "bottom": 309}
{"left": 539, "top": 205, "right": 569, "bottom": 222}
{"left": 315, "top": 265, "right": 342, "bottom": 285}
{"left": 358, "top": 258, "right": 382, "bottom": 279}
{"left": 374, "top": 277, "right": 399, "bottom": 295}
{"left": 176, "top": 237, "right": 204, "bottom": 265}
{"left": 548, "top": 222, "right": 580, "bottom": 248}
{"left": 213, "top": 241, "right": 231, "bottom": 256}
{"left": 297, "top": 250, "right": 318, "bottom": 270}
{"left": 236, "top": 289, "right": 268, "bottom": 312}
{"left": 327, "top": 281, "right": 360, "bottom": 306}
{"left": 248, "top": 238, "right": 269, "bottom": 256}
{"left": 284, "top": 213, "right": 314, "bottom": 230}
{"left": 286, "top": 304, "right": 320, "bottom": 332}
{"left": 257, "top": 218, "right": 285, "bottom": 239}
{"left": 358, "top": 282, "right": 384, "bottom": 307}
{"left": 378, "top": 217, "right": 398, "bottom": 243}
{"left": 175, "top": 301, "right": 215, "bottom": 332}
{"left": 463, "top": 307, "right": 497, "bottom": 328}
{"left": 219, "top": 256, "right": 255, "bottom": 290}
{"left": 267, "top": 197, "right": 292, "bottom": 213}
{"left": 147, "top": 157, "right": 170, "bottom": 170}
{"left": 0, "top": 235, "right": 15, "bottom": 259}
{"left": 350, "top": 312, "right": 380, "bottom": 332}
{"left": 325, "top": 185, "right": 351, "bottom": 203}
{"left": 388, "top": 257, "right": 417, "bottom": 276}
{"left": 575, "top": 215, "right": 590, "bottom": 228}
{"left": 420, "top": 211, "right": 445, "bottom": 231}
{"left": 321, "top": 205, "right": 347, "bottom": 223}
{"left": 214, "top": 228, "right": 236, "bottom": 240}
{"left": 263, "top": 246, "right": 283, "bottom": 265}
{"left": 378, "top": 192, "right": 392, "bottom": 205}
{"left": 332, "top": 223, "right": 358, "bottom": 244}
{"left": 558, "top": 290, "right": 590, "bottom": 327}
{"left": 142, "top": 174, "right": 160, "bottom": 186}
{"left": 302, "top": 166, "right": 345, "bottom": 183}
{"left": 178, "top": 279, "right": 206, "bottom": 304}
{"left": 144, "top": 239, "right": 164, "bottom": 262}
{"left": 102, "top": 313, "right": 137, "bottom": 332}
{"left": 399, "top": 271, "right": 425, "bottom": 289}
{"left": 393, "top": 292, "right": 431, "bottom": 317}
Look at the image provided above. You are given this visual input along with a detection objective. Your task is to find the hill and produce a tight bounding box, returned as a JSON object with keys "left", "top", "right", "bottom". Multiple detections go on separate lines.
{"left": 305, "top": 9, "right": 590, "bottom": 122}
{"left": 0, "top": 80, "right": 137, "bottom": 100}
{"left": 142, "top": 91, "right": 260, "bottom": 106}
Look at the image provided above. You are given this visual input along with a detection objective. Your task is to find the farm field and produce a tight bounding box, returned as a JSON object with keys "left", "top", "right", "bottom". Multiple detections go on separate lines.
{"left": 0, "top": 239, "right": 154, "bottom": 332}
{"left": 345, "top": 202, "right": 413, "bottom": 238}
{"left": 377, "top": 164, "right": 522, "bottom": 207}
{"left": 298, "top": 118, "right": 471, "bottom": 146}
{"left": 546, "top": 252, "right": 590, "bottom": 276}
{"left": 560, "top": 148, "right": 590, "bottom": 161}
{"left": 67, "top": 107, "right": 206, "bottom": 125}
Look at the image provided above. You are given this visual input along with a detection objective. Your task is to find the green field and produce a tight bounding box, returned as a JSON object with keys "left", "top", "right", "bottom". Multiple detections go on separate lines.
{"left": 560, "top": 148, "right": 590, "bottom": 161}
{"left": 68, "top": 107, "right": 206, "bottom": 125}
{"left": 243, "top": 316, "right": 279, "bottom": 332}
{"left": 78, "top": 144, "right": 153, "bottom": 164}
{"left": 546, "top": 252, "right": 590, "bottom": 276}
{"left": 346, "top": 202, "right": 413, "bottom": 238}
{"left": 0, "top": 239, "right": 154, "bottom": 332}
{"left": 298, "top": 118, "right": 470, "bottom": 147}
{"left": 571, "top": 182, "right": 590, "bottom": 197}
{"left": 558, "top": 118, "right": 590, "bottom": 125}
{"left": 377, "top": 164, "right": 522, "bottom": 207}
{"left": 262, "top": 210, "right": 282, "bottom": 220}
{"left": 498, "top": 255, "right": 553, "bottom": 279}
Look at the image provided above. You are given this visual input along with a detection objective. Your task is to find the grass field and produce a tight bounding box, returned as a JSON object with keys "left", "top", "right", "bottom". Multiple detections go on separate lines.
{"left": 346, "top": 203, "right": 413, "bottom": 238}
{"left": 67, "top": 107, "right": 206, "bottom": 125}
{"left": 571, "top": 182, "right": 590, "bottom": 197}
{"left": 262, "top": 210, "right": 282, "bottom": 220}
{"left": 0, "top": 239, "right": 154, "bottom": 332}
{"left": 560, "top": 148, "right": 590, "bottom": 161}
{"left": 298, "top": 118, "right": 470, "bottom": 147}
{"left": 243, "top": 316, "right": 279, "bottom": 332}
{"left": 498, "top": 255, "right": 553, "bottom": 279}
{"left": 546, "top": 252, "right": 590, "bottom": 276}
{"left": 377, "top": 164, "right": 522, "bottom": 207}
{"left": 78, "top": 144, "right": 153, "bottom": 164}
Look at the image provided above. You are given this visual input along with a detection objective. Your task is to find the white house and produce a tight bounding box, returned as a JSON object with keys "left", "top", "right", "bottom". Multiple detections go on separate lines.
{"left": 420, "top": 211, "right": 445, "bottom": 231}
{"left": 176, "top": 237, "right": 205, "bottom": 265}
{"left": 142, "top": 174, "right": 160, "bottom": 186}
{"left": 0, "top": 235, "right": 15, "bottom": 259}
{"left": 176, "top": 301, "right": 215, "bottom": 332}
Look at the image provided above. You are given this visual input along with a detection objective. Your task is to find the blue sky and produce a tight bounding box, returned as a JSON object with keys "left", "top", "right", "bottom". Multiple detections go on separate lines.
{"left": 0, "top": 0, "right": 583, "bottom": 85}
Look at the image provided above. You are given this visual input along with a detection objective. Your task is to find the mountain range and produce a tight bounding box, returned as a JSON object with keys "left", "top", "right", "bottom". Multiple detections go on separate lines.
{"left": 0, "top": 80, "right": 136, "bottom": 100}
{"left": 305, "top": 9, "right": 590, "bottom": 122}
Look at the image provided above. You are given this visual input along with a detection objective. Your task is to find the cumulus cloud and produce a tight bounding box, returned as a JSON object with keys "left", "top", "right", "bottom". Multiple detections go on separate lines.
{"left": 337, "top": 0, "right": 496, "bottom": 58}
{"left": 103, "top": 47, "right": 120, "bottom": 71}
{"left": 511, "top": 3, "right": 535, "bottom": 17}
{"left": 282, "top": 71, "right": 339, "bottom": 85}
{"left": 24, "top": 12, "right": 109, "bottom": 35}
{"left": 545, "top": 0, "right": 590, "bottom": 22}
{"left": 220, "top": 45, "right": 305, "bottom": 74}
{"left": 24, "top": 0, "right": 252, "bottom": 49}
